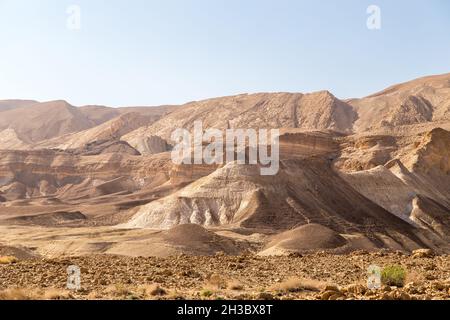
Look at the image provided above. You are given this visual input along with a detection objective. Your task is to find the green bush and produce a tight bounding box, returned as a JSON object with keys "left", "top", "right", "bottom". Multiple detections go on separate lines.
{"left": 201, "top": 290, "right": 213, "bottom": 298}
{"left": 381, "top": 265, "right": 406, "bottom": 287}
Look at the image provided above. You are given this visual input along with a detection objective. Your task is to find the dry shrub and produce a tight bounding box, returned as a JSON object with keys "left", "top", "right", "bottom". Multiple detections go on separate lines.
{"left": 139, "top": 284, "right": 167, "bottom": 297}
{"left": 270, "top": 277, "right": 326, "bottom": 293}
{"left": 0, "top": 256, "right": 18, "bottom": 264}
{"left": 86, "top": 291, "right": 103, "bottom": 300}
{"left": 42, "top": 288, "right": 71, "bottom": 300}
{"left": 227, "top": 279, "right": 244, "bottom": 291}
{"left": 104, "top": 284, "right": 132, "bottom": 297}
{"left": 0, "top": 288, "right": 35, "bottom": 300}
{"left": 201, "top": 289, "right": 214, "bottom": 298}
{"left": 206, "top": 274, "right": 227, "bottom": 290}
{"left": 0, "top": 288, "right": 72, "bottom": 300}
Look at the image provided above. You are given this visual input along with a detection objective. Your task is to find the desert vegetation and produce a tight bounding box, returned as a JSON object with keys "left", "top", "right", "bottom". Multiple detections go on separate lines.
{"left": 0, "top": 250, "right": 449, "bottom": 300}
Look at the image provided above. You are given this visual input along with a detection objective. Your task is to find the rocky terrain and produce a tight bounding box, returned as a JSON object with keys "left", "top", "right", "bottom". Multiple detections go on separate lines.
{"left": 0, "top": 250, "right": 448, "bottom": 300}
{"left": 0, "top": 73, "right": 449, "bottom": 300}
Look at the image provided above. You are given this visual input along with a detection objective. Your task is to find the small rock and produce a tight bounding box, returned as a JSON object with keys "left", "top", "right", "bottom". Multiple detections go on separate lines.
{"left": 412, "top": 249, "right": 434, "bottom": 259}
{"left": 425, "top": 273, "right": 438, "bottom": 281}
{"left": 423, "top": 263, "right": 437, "bottom": 271}
{"left": 180, "top": 269, "right": 201, "bottom": 278}
{"left": 328, "top": 293, "right": 343, "bottom": 300}
{"left": 431, "top": 282, "right": 446, "bottom": 291}
{"left": 160, "top": 269, "right": 173, "bottom": 276}
{"left": 365, "top": 290, "right": 376, "bottom": 297}
{"left": 344, "top": 284, "right": 366, "bottom": 295}
{"left": 381, "top": 285, "right": 392, "bottom": 292}
{"left": 404, "top": 282, "right": 424, "bottom": 294}
{"left": 380, "top": 293, "right": 392, "bottom": 300}
{"left": 399, "top": 292, "right": 411, "bottom": 300}
{"left": 320, "top": 290, "right": 343, "bottom": 300}
{"left": 324, "top": 285, "right": 340, "bottom": 292}
{"left": 387, "top": 290, "right": 412, "bottom": 300}
{"left": 258, "top": 292, "right": 274, "bottom": 300}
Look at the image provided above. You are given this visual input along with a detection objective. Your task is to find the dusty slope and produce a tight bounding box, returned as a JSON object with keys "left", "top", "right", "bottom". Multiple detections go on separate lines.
{"left": 123, "top": 73, "right": 450, "bottom": 155}
{"left": 78, "top": 105, "right": 177, "bottom": 126}
{"left": 125, "top": 158, "right": 441, "bottom": 251}
{"left": 123, "top": 91, "right": 357, "bottom": 154}
{"left": 123, "top": 130, "right": 449, "bottom": 253}
{"left": 0, "top": 100, "right": 38, "bottom": 112}
{"left": 0, "top": 128, "right": 448, "bottom": 253}
{"left": 261, "top": 224, "right": 349, "bottom": 255}
{"left": 0, "top": 145, "right": 219, "bottom": 228}
{"left": 0, "top": 224, "right": 252, "bottom": 258}
{"left": 0, "top": 128, "right": 30, "bottom": 150}
{"left": 0, "top": 103, "right": 176, "bottom": 150}
{"left": 0, "top": 100, "right": 95, "bottom": 143}
{"left": 0, "top": 150, "right": 173, "bottom": 198}
{"left": 348, "top": 73, "right": 450, "bottom": 134}
{"left": 338, "top": 128, "right": 450, "bottom": 245}
{"left": 0, "top": 73, "right": 449, "bottom": 258}
{"left": 36, "top": 112, "right": 163, "bottom": 150}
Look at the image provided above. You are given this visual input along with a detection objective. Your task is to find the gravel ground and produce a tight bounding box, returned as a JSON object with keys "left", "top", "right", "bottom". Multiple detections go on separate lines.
{"left": 0, "top": 251, "right": 449, "bottom": 300}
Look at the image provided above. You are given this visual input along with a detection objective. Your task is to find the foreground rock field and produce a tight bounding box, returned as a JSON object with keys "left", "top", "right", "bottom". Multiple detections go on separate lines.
{"left": 1, "top": 251, "right": 449, "bottom": 300}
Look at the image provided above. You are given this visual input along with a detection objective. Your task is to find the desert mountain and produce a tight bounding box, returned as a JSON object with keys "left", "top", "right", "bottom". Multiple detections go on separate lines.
{"left": 0, "top": 102, "right": 176, "bottom": 150}
{"left": 0, "top": 100, "right": 96, "bottom": 143}
{"left": 123, "top": 74, "right": 450, "bottom": 154}
{"left": 78, "top": 105, "right": 177, "bottom": 126}
{"left": 0, "top": 100, "right": 38, "bottom": 112}
{"left": 123, "top": 91, "right": 357, "bottom": 154}
{"left": 348, "top": 73, "right": 450, "bottom": 134}
{"left": 37, "top": 112, "right": 165, "bottom": 150}
{"left": 0, "top": 128, "right": 30, "bottom": 150}
{"left": 123, "top": 130, "right": 449, "bottom": 253}
{"left": 0, "top": 73, "right": 449, "bottom": 257}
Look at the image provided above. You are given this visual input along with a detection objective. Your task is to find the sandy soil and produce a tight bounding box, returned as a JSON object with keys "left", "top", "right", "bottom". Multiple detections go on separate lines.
{"left": 0, "top": 251, "right": 449, "bottom": 300}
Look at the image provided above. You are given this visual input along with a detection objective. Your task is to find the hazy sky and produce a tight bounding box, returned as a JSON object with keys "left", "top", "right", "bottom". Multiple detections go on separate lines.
{"left": 0, "top": 0, "right": 449, "bottom": 107}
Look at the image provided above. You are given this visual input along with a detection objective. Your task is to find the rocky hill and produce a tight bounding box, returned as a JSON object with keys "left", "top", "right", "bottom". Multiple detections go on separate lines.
{"left": 0, "top": 73, "right": 449, "bottom": 258}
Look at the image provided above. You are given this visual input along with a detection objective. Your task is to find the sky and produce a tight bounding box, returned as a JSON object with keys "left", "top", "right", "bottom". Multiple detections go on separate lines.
{"left": 0, "top": 0, "right": 449, "bottom": 107}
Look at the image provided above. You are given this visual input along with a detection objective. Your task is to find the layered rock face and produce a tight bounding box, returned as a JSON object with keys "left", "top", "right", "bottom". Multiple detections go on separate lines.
{"left": 122, "top": 91, "right": 357, "bottom": 154}
{"left": 0, "top": 101, "right": 176, "bottom": 150}
{"left": 0, "top": 149, "right": 173, "bottom": 204}
{"left": 0, "top": 73, "right": 449, "bottom": 255}
{"left": 348, "top": 73, "right": 450, "bottom": 134}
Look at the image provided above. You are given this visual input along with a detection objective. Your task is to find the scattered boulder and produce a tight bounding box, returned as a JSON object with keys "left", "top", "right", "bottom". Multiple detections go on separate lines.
{"left": 258, "top": 292, "right": 274, "bottom": 300}
{"left": 412, "top": 249, "right": 435, "bottom": 258}
{"left": 344, "top": 284, "right": 366, "bottom": 295}
{"left": 318, "top": 285, "right": 344, "bottom": 300}
{"left": 404, "top": 282, "right": 425, "bottom": 295}
{"left": 324, "top": 285, "right": 340, "bottom": 292}
{"left": 319, "top": 289, "right": 344, "bottom": 300}
{"left": 431, "top": 282, "right": 447, "bottom": 291}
